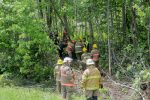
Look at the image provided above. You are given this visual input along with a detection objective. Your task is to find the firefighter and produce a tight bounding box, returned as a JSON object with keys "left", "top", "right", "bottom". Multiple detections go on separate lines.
{"left": 81, "top": 47, "right": 91, "bottom": 71}
{"left": 81, "top": 47, "right": 91, "bottom": 62}
{"left": 66, "top": 40, "right": 74, "bottom": 58}
{"left": 75, "top": 39, "right": 83, "bottom": 60}
{"left": 58, "top": 40, "right": 67, "bottom": 59}
{"left": 81, "top": 59, "right": 103, "bottom": 100}
{"left": 54, "top": 59, "right": 64, "bottom": 93}
{"left": 91, "top": 44, "right": 100, "bottom": 69}
{"left": 60, "top": 57, "right": 76, "bottom": 100}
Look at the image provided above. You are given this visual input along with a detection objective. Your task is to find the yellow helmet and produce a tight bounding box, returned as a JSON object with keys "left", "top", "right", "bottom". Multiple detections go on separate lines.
{"left": 57, "top": 59, "right": 63, "bottom": 65}
{"left": 93, "top": 44, "right": 97, "bottom": 49}
{"left": 82, "top": 47, "right": 87, "bottom": 52}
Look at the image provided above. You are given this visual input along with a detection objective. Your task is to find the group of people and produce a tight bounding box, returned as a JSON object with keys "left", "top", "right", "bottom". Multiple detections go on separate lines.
{"left": 54, "top": 57, "right": 103, "bottom": 100}
{"left": 58, "top": 36, "right": 101, "bottom": 68}
{"left": 51, "top": 29, "right": 104, "bottom": 100}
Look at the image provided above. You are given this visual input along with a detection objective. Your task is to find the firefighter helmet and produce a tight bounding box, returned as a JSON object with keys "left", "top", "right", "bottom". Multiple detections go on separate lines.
{"left": 86, "top": 59, "right": 95, "bottom": 65}
{"left": 93, "top": 44, "right": 97, "bottom": 49}
{"left": 63, "top": 57, "right": 73, "bottom": 63}
{"left": 57, "top": 59, "right": 63, "bottom": 65}
{"left": 82, "top": 47, "right": 87, "bottom": 52}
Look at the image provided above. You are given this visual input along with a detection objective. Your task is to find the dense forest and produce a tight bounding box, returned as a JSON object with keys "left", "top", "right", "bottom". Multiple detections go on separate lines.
{"left": 0, "top": 0, "right": 150, "bottom": 99}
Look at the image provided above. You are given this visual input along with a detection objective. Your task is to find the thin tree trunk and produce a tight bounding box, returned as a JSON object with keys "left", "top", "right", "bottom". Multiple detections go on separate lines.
{"left": 46, "top": 0, "right": 53, "bottom": 32}
{"left": 122, "top": 0, "right": 126, "bottom": 44}
{"left": 38, "top": 0, "right": 43, "bottom": 18}
{"left": 51, "top": 0, "right": 64, "bottom": 27}
{"left": 88, "top": 7, "right": 94, "bottom": 44}
{"left": 130, "top": 0, "right": 138, "bottom": 46}
{"left": 88, "top": 20, "right": 94, "bottom": 43}
{"left": 61, "top": 0, "right": 69, "bottom": 33}
{"left": 107, "top": 0, "right": 111, "bottom": 75}
{"left": 148, "top": 17, "right": 150, "bottom": 56}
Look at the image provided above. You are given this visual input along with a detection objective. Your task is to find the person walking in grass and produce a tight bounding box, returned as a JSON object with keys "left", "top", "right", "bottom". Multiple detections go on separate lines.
{"left": 81, "top": 59, "right": 103, "bottom": 100}
{"left": 54, "top": 59, "right": 64, "bottom": 93}
{"left": 60, "top": 57, "right": 76, "bottom": 100}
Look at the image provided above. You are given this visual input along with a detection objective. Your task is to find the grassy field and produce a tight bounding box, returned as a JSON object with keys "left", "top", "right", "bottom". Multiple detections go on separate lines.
{"left": 0, "top": 86, "right": 111, "bottom": 100}
{"left": 0, "top": 86, "right": 87, "bottom": 100}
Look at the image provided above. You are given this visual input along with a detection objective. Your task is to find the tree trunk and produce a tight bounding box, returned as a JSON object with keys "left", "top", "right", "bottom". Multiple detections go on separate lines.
{"left": 46, "top": 0, "right": 53, "bottom": 32}
{"left": 107, "top": 0, "right": 111, "bottom": 75}
{"left": 122, "top": 0, "right": 126, "bottom": 40}
{"left": 61, "top": 0, "right": 69, "bottom": 33}
{"left": 130, "top": 0, "right": 138, "bottom": 46}
{"left": 38, "top": 0, "right": 43, "bottom": 18}
{"left": 88, "top": 7, "right": 94, "bottom": 44}
{"left": 51, "top": 0, "right": 64, "bottom": 27}
{"left": 148, "top": 17, "right": 150, "bottom": 56}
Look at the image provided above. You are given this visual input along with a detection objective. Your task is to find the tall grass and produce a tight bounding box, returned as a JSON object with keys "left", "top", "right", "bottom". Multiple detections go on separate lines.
{"left": 0, "top": 86, "right": 110, "bottom": 100}
{"left": 0, "top": 86, "right": 61, "bottom": 100}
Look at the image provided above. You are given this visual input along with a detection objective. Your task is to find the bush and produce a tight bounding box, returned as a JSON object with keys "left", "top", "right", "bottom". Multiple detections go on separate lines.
{"left": 0, "top": 1, "right": 58, "bottom": 83}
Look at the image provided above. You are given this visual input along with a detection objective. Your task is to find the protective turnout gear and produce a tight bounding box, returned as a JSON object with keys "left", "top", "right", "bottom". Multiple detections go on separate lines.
{"left": 66, "top": 41, "right": 74, "bottom": 58}
{"left": 75, "top": 41, "right": 83, "bottom": 53}
{"left": 75, "top": 41, "right": 83, "bottom": 60}
{"left": 60, "top": 58, "right": 75, "bottom": 100}
{"left": 60, "top": 65, "right": 75, "bottom": 86}
{"left": 54, "top": 61, "right": 62, "bottom": 93}
{"left": 57, "top": 59, "right": 63, "bottom": 65}
{"left": 86, "top": 59, "right": 95, "bottom": 65}
{"left": 81, "top": 61, "right": 102, "bottom": 100}
{"left": 66, "top": 42, "right": 74, "bottom": 52}
{"left": 91, "top": 49, "right": 100, "bottom": 62}
{"left": 92, "top": 44, "right": 97, "bottom": 49}
{"left": 91, "top": 49, "right": 100, "bottom": 68}
{"left": 81, "top": 67, "right": 102, "bottom": 90}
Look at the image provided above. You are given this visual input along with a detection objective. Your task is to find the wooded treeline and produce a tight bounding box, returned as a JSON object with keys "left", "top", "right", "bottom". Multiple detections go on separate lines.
{"left": 0, "top": 0, "right": 149, "bottom": 84}
{"left": 33, "top": 0, "right": 150, "bottom": 81}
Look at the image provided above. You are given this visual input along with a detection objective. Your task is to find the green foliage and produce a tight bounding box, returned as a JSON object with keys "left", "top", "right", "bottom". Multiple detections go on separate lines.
{"left": 133, "top": 69, "right": 150, "bottom": 91}
{"left": 0, "top": 86, "right": 61, "bottom": 100}
{"left": 0, "top": 1, "right": 58, "bottom": 82}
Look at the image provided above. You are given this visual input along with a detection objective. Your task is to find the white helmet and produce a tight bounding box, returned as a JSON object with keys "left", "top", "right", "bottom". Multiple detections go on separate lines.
{"left": 86, "top": 59, "right": 95, "bottom": 65}
{"left": 63, "top": 57, "right": 73, "bottom": 63}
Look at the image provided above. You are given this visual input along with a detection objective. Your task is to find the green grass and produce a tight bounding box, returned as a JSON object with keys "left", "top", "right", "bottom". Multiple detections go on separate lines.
{"left": 0, "top": 86, "right": 86, "bottom": 100}
{"left": 0, "top": 86, "right": 61, "bottom": 100}
{"left": 0, "top": 86, "right": 111, "bottom": 100}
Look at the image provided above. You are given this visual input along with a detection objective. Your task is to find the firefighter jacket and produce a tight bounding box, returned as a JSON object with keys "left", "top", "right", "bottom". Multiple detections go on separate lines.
{"left": 66, "top": 42, "right": 74, "bottom": 53}
{"left": 54, "top": 65, "right": 61, "bottom": 81}
{"left": 81, "top": 66, "right": 102, "bottom": 90}
{"left": 75, "top": 41, "right": 83, "bottom": 53}
{"left": 91, "top": 49, "right": 100, "bottom": 61}
{"left": 60, "top": 65, "right": 76, "bottom": 86}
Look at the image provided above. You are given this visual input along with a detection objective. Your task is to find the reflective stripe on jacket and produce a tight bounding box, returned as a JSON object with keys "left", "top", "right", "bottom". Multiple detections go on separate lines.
{"left": 60, "top": 65, "right": 76, "bottom": 86}
{"left": 81, "top": 66, "right": 102, "bottom": 90}
{"left": 75, "top": 42, "right": 83, "bottom": 53}
{"left": 66, "top": 42, "right": 74, "bottom": 52}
